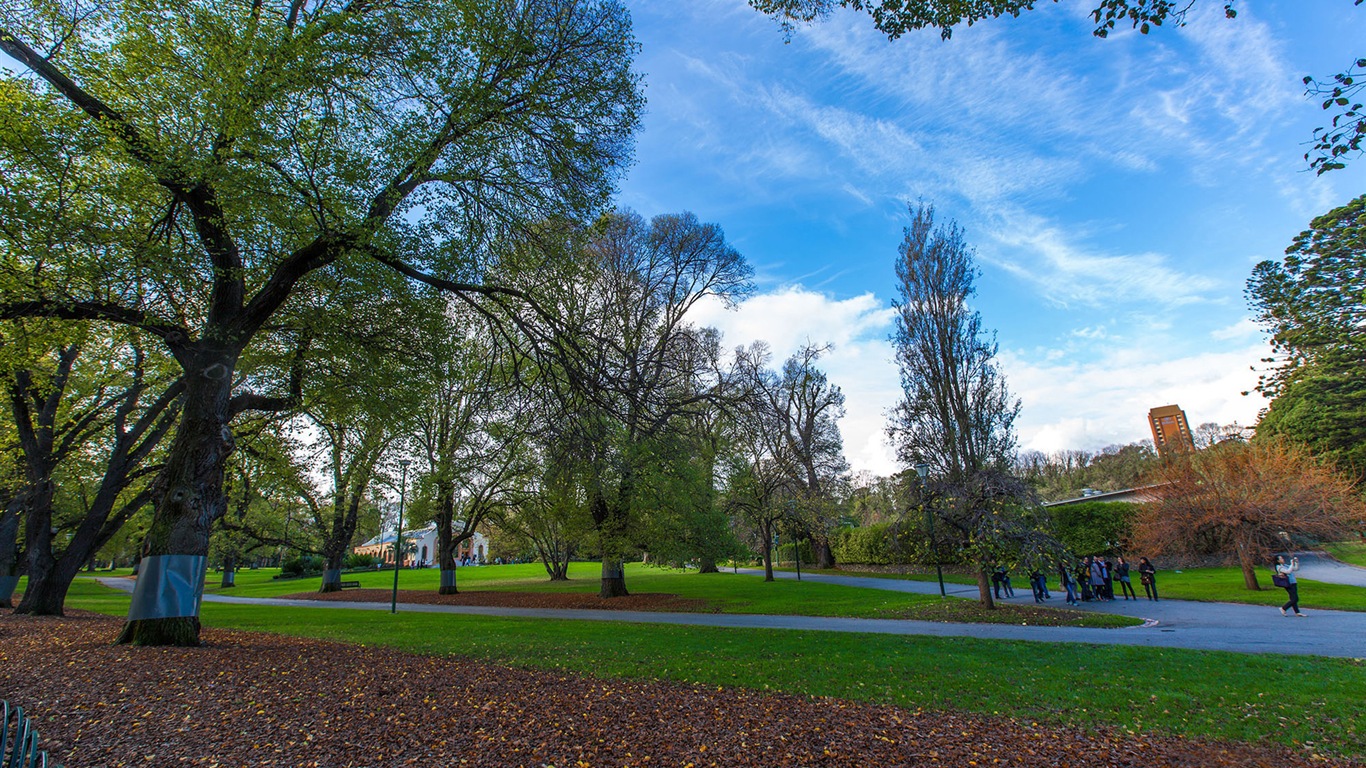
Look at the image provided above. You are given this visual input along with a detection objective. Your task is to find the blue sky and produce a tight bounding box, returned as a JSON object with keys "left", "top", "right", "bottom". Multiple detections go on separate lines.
{"left": 616, "top": 0, "right": 1366, "bottom": 476}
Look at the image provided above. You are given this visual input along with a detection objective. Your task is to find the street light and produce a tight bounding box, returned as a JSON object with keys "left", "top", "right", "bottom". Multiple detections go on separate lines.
{"left": 390, "top": 459, "right": 410, "bottom": 615}
{"left": 914, "top": 462, "right": 946, "bottom": 597}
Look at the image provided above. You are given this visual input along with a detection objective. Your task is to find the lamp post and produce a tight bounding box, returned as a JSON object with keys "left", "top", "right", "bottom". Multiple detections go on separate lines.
{"left": 390, "top": 459, "right": 410, "bottom": 615}
{"left": 915, "top": 463, "right": 946, "bottom": 597}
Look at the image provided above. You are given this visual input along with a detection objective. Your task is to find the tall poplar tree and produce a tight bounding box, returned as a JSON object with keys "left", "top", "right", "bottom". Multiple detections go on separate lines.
{"left": 889, "top": 202, "right": 1046, "bottom": 607}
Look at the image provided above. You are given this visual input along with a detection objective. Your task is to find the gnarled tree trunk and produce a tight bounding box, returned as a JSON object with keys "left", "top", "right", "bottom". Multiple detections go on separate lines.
{"left": 117, "top": 368, "right": 232, "bottom": 646}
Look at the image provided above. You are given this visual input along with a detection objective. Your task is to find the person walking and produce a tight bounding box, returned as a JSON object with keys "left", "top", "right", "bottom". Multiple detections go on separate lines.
{"left": 1115, "top": 556, "right": 1137, "bottom": 600}
{"left": 1059, "top": 562, "right": 1079, "bottom": 605}
{"left": 1138, "top": 557, "right": 1158, "bottom": 601}
{"left": 1275, "top": 554, "right": 1306, "bottom": 617}
{"left": 1029, "top": 570, "right": 1049, "bottom": 602}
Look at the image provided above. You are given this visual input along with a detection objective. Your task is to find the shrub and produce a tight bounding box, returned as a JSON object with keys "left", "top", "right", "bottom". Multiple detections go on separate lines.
{"left": 282, "top": 554, "right": 325, "bottom": 577}
{"left": 832, "top": 523, "right": 895, "bottom": 564}
{"left": 344, "top": 553, "right": 379, "bottom": 570}
{"left": 1047, "top": 500, "right": 1137, "bottom": 556}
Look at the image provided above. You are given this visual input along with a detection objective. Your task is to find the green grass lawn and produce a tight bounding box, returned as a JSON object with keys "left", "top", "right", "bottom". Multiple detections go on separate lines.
{"left": 1149, "top": 566, "right": 1366, "bottom": 611}
{"left": 61, "top": 578, "right": 1366, "bottom": 759}
{"left": 1326, "top": 540, "right": 1366, "bottom": 568}
{"left": 199, "top": 562, "right": 1138, "bottom": 627}
{"left": 820, "top": 562, "right": 1366, "bottom": 612}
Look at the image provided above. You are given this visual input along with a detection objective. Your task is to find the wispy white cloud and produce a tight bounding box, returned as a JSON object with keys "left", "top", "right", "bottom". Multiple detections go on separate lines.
{"left": 1210, "top": 317, "right": 1262, "bottom": 342}
{"left": 983, "top": 209, "right": 1222, "bottom": 308}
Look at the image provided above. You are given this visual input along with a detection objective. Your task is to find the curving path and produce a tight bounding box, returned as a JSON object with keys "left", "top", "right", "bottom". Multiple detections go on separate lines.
{"left": 96, "top": 563, "right": 1366, "bottom": 658}
{"left": 1292, "top": 551, "right": 1366, "bottom": 587}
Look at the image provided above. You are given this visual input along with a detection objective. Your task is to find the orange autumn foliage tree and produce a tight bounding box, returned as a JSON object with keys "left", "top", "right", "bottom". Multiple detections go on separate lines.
{"left": 1134, "top": 439, "right": 1366, "bottom": 590}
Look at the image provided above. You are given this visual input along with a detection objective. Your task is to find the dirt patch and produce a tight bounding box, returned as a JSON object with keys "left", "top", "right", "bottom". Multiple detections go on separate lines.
{"left": 1, "top": 613, "right": 1353, "bottom": 767}
{"left": 278, "top": 588, "right": 719, "bottom": 613}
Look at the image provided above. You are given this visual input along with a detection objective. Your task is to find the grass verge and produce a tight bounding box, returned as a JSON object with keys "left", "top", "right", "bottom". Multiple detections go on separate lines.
{"left": 1325, "top": 541, "right": 1366, "bottom": 568}
{"left": 1149, "top": 566, "right": 1366, "bottom": 611}
{"left": 63, "top": 578, "right": 1366, "bottom": 759}
{"left": 198, "top": 563, "right": 1138, "bottom": 627}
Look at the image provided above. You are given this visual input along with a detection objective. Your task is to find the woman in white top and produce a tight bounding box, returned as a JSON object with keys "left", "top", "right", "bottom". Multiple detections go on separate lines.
{"left": 1275, "top": 554, "right": 1305, "bottom": 617}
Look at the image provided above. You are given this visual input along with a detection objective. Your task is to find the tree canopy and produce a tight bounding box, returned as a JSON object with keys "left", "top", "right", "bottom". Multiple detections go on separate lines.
{"left": 1247, "top": 193, "right": 1366, "bottom": 479}
{"left": 0, "top": 0, "right": 643, "bottom": 644}
{"left": 1134, "top": 438, "right": 1366, "bottom": 589}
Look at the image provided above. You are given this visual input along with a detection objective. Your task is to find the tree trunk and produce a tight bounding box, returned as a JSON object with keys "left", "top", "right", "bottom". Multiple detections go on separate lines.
{"left": 117, "top": 368, "right": 232, "bottom": 646}
{"left": 0, "top": 499, "right": 19, "bottom": 608}
{"left": 0, "top": 575, "right": 17, "bottom": 609}
{"left": 436, "top": 493, "right": 461, "bottom": 595}
{"left": 1233, "top": 530, "right": 1263, "bottom": 590}
{"left": 977, "top": 569, "right": 995, "bottom": 608}
{"left": 549, "top": 559, "right": 570, "bottom": 580}
{"left": 320, "top": 550, "right": 344, "bottom": 593}
{"left": 15, "top": 558, "right": 77, "bottom": 615}
{"left": 15, "top": 480, "right": 59, "bottom": 615}
{"left": 599, "top": 559, "right": 628, "bottom": 597}
{"left": 220, "top": 552, "right": 236, "bottom": 588}
{"left": 814, "top": 537, "right": 835, "bottom": 569}
{"left": 697, "top": 556, "right": 719, "bottom": 574}
{"left": 761, "top": 526, "right": 775, "bottom": 582}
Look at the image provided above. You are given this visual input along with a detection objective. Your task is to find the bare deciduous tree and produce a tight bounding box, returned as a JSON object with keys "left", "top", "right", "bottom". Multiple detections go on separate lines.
{"left": 1135, "top": 438, "right": 1366, "bottom": 589}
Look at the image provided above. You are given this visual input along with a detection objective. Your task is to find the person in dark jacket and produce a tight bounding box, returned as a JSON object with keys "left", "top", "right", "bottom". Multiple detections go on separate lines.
{"left": 1138, "top": 557, "right": 1158, "bottom": 601}
{"left": 1115, "top": 556, "right": 1136, "bottom": 600}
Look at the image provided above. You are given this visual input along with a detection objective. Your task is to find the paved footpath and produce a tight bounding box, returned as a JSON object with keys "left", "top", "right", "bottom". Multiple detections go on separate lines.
{"left": 97, "top": 551, "right": 1366, "bottom": 658}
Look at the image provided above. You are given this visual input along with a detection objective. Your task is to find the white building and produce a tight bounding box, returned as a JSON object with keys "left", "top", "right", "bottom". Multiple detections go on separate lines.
{"left": 354, "top": 523, "right": 489, "bottom": 567}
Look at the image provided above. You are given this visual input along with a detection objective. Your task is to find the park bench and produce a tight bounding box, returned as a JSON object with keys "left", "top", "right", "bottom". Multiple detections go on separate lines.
{"left": 339, "top": 580, "right": 361, "bottom": 590}
{"left": 1, "top": 699, "right": 61, "bottom": 768}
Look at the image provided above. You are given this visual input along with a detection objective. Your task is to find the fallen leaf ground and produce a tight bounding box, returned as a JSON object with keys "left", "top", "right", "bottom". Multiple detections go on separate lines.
{"left": 2, "top": 612, "right": 1354, "bottom": 767}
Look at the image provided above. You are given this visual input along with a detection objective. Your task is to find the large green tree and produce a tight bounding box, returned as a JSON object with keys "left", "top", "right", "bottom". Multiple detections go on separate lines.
{"left": 1247, "top": 193, "right": 1366, "bottom": 479}
{"left": 0, "top": 0, "right": 641, "bottom": 644}
{"left": 530, "top": 211, "right": 751, "bottom": 597}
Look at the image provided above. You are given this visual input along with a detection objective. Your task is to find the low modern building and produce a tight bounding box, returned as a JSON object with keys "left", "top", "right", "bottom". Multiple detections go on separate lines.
{"left": 353, "top": 524, "right": 489, "bottom": 567}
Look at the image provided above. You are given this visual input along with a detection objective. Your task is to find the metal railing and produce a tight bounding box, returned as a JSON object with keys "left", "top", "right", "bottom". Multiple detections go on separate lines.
{"left": 1, "top": 700, "right": 61, "bottom": 768}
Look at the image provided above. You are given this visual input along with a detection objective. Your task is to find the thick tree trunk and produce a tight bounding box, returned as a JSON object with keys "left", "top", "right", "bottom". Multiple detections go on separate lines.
{"left": 0, "top": 576, "right": 16, "bottom": 609}
{"left": 977, "top": 569, "right": 995, "bottom": 608}
{"left": 117, "top": 368, "right": 232, "bottom": 646}
{"left": 15, "top": 558, "right": 77, "bottom": 615}
{"left": 319, "top": 550, "right": 344, "bottom": 593}
{"left": 814, "top": 537, "right": 835, "bottom": 569}
{"left": 220, "top": 552, "right": 236, "bottom": 588}
{"left": 15, "top": 480, "right": 58, "bottom": 615}
{"left": 0, "top": 499, "right": 20, "bottom": 608}
{"left": 436, "top": 495, "right": 460, "bottom": 595}
{"left": 599, "top": 559, "right": 628, "bottom": 597}
{"left": 697, "top": 556, "right": 719, "bottom": 574}
{"left": 591, "top": 491, "right": 632, "bottom": 597}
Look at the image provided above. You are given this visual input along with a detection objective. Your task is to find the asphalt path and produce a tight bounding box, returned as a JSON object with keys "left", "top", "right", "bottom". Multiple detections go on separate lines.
{"left": 95, "top": 552, "right": 1366, "bottom": 658}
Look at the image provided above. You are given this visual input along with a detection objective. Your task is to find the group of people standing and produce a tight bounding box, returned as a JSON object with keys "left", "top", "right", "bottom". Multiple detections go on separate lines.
{"left": 1054, "top": 555, "right": 1159, "bottom": 605}
{"left": 994, "top": 555, "right": 1161, "bottom": 605}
